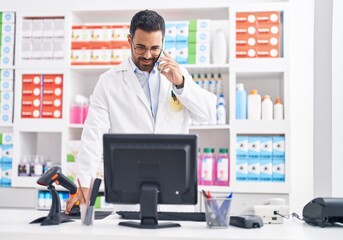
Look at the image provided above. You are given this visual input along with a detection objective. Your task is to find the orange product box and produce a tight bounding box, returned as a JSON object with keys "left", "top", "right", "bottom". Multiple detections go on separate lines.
{"left": 90, "top": 46, "right": 112, "bottom": 65}
{"left": 236, "top": 35, "right": 257, "bottom": 47}
{"left": 22, "top": 84, "right": 41, "bottom": 97}
{"left": 256, "top": 33, "right": 280, "bottom": 47}
{"left": 21, "top": 107, "right": 41, "bottom": 118}
{"left": 42, "top": 95, "right": 62, "bottom": 108}
{"left": 236, "top": 12, "right": 257, "bottom": 25}
{"left": 41, "top": 107, "right": 62, "bottom": 118}
{"left": 112, "top": 25, "right": 130, "bottom": 41}
{"left": 256, "top": 11, "right": 280, "bottom": 24}
{"left": 71, "top": 25, "right": 93, "bottom": 42}
{"left": 22, "top": 93, "right": 41, "bottom": 106}
{"left": 111, "top": 48, "right": 130, "bottom": 65}
{"left": 91, "top": 25, "right": 113, "bottom": 42}
{"left": 257, "top": 22, "right": 280, "bottom": 36}
{"left": 111, "top": 41, "right": 130, "bottom": 49}
{"left": 256, "top": 45, "right": 280, "bottom": 58}
{"left": 71, "top": 48, "right": 92, "bottom": 65}
{"left": 43, "top": 74, "right": 63, "bottom": 86}
{"left": 236, "top": 24, "right": 257, "bottom": 39}
{"left": 22, "top": 74, "right": 42, "bottom": 85}
{"left": 42, "top": 84, "right": 63, "bottom": 97}
{"left": 236, "top": 46, "right": 257, "bottom": 58}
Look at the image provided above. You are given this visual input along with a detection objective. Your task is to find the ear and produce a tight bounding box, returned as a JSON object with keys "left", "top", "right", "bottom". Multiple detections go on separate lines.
{"left": 127, "top": 34, "right": 132, "bottom": 44}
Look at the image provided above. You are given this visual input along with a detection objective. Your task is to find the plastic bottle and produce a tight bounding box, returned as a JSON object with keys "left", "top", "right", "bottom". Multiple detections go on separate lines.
{"left": 70, "top": 95, "right": 89, "bottom": 124}
{"left": 217, "top": 103, "right": 226, "bottom": 125}
{"left": 247, "top": 89, "right": 261, "bottom": 120}
{"left": 261, "top": 95, "right": 273, "bottom": 120}
{"left": 215, "top": 73, "right": 223, "bottom": 95}
{"left": 216, "top": 148, "right": 230, "bottom": 186}
{"left": 197, "top": 148, "right": 203, "bottom": 185}
{"left": 31, "top": 155, "right": 43, "bottom": 177}
{"left": 209, "top": 73, "right": 216, "bottom": 94}
{"left": 236, "top": 83, "right": 247, "bottom": 119}
{"left": 18, "top": 156, "right": 30, "bottom": 176}
{"left": 201, "top": 148, "right": 216, "bottom": 186}
{"left": 212, "top": 29, "right": 227, "bottom": 64}
{"left": 217, "top": 93, "right": 226, "bottom": 107}
{"left": 274, "top": 98, "right": 284, "bottom": 120}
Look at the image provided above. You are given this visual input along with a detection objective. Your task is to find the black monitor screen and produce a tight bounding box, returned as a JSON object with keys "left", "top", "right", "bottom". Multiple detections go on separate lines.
{"left": 103, "top": 133, "right": 198, "bottom": 229}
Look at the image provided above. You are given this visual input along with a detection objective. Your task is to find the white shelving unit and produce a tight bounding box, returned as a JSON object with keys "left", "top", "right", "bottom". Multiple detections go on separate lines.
{"left": 4, "top": 0, "right": 294, "bottom": 211}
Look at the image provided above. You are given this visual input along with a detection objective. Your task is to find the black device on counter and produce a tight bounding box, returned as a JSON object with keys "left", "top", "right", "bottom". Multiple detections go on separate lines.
{"left": 103, "top": 134, "right": 198, "bottom": 229}
{"left": 303, "top": 197, "right": 343, "bottom": 227}
{"left": 229, "top": 215, "right": 263, "bottom": 228}
{"left": 30, "top": 166, "right": 77, "bottom": 226}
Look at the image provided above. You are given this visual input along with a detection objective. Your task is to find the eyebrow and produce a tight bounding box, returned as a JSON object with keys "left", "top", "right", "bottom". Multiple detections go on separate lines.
{"left": 135, "top": 43, "right": 161, "bottom": 48}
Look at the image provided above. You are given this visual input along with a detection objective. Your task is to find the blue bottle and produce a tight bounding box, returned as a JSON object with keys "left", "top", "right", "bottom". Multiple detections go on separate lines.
{"left": 236, "top": 83, "right": 247, "bottom": 119}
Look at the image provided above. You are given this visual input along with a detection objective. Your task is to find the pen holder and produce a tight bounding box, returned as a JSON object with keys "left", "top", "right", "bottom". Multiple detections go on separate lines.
{"left": 204, "top": 197, "right": 231, "bottom": 228}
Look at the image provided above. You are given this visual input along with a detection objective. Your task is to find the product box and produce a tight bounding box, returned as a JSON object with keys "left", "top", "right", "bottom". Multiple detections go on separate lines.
{"left": 71, "top": 48, "right": 92, "bottom": 65}
{"left": 0, "top": 112, "right": 12, "bottom": 123}
{"left": 43, "top": 74, "right": 63, "bottom": 86}
{"left": 248, "top": 137, "right": 260, "bottom": 158}
{"left": 52, "top": 37, "right": 65, "bottom": 59}
{"left": 31, "top": 38, "right": 43, "bottom": 59}
{"left": 236, "top": 158, "right": 248, "bottom": 181}
{"left": 188, "top": 31, "right": 210, "bottom": 43}
{"left": 1, "top": 101, "right": 13, "bottom": 113}
{"left": 22, "top": 19, "right": 33, "bottom": 38}
{"left": 21, "top": 38, "right": 32, "bottom": 59}
{"left": 1, "top": 91, "right": 13, "bottom": 103}
{"left": 53, "top": 18, "right": 64, "bottom": 37}
{"left": 260, "top": 158, "right": 273, "bottom": 181}
{"left": 42, "top": 19, "right": 54, "bottom": 38}
{"left": 2, "top": 144, "right": 13, "bottom": 164}
{"left": 0, "top": 163, "right": 2, "bottom": 187}
{"left": 91, "top": 25, "right": 112, "bottom": 42}
{"left": 189, "top": 19, "right": 211, "bottom": 32}
{"left": 176, "top": 21, "right": 189, "bottom": 43}
{"left": 188, "top": 52, "right": 210, "bottom": 65}
{"left": 165, "top": 22, "right": 177, "bottom": 43}
{"left": 236, "top": 136, "right": 249, "bottom": 159}
{"left": 41, "top": 107, "right": 62, "bottom": 118}
{"left": 188, "top": 42, "right": 210, "bottom": 55}
{"left": 272, "top": 158, "right": 285, "bottom": 182}
{"left": 22, "top": 74, "right": 42, "bottom": 85}
{"left": 65, "top": 140, "right": 81, "bottom": 182}
{"left": 256, "top": 45, "right": 280, "bottom": 58}
{"left": 72, "top": 26, "right": 92, "bottom": 42}
{"left": 259, "top": 137, "right": 273, "bottom": 181}
{"left": 0, "top": 12, "right": 15, "bottom": 23}
{"left": 236, "top": 35, "right": 256, "bottom": 47}
{"left": 1, "top": 34, "right": 15, "bottom": 46}
{"left": 248, "top": 137, "right": 260, "bottom": 181}
{"left": 1, "top": 162, "right": 12, "bottom": 187}
{"left": 175, "top": 42, "right": 188, "bottom": 64}
{"left": 163, "top": 41, "right": 176, "bottom": 60}
{"left": 31, "top": 19, "right": 43, "bottom": 38}
{"left": 41, "top": 38, "right": 54, "bottom": 59}
{"left": 0, "top": 69, "right": 14, "bottom": 80}
{"left": 272, "top": 136, "right": 285, "bottom": 159}
{"left": 0, "top": 133, "right": 13, "bottom": 145}
{"left": 0, "top": 80, "right": 13, "bottom": 91}
{"left": 111, "top": 48, "right": 130, "bottom": 64}
{"left": 91, "top": 47, "right": 112, "bottom": 64}
{"left": 1, "top": 23, "right": 15, "bottom": 35}
{"left": 236, "top": 46, "right": 256, "bottom": 58}
{"left": 236, "top": 12, "right": 257, "bottom": 25}
{"left": 257, "top": 22, "right": 280, "bottom": 36}
{"left": 256, "top": 11, "right": 281, "bottom": 24}
{"left": 111, "top": 25, "right": 129, "bottom": 42}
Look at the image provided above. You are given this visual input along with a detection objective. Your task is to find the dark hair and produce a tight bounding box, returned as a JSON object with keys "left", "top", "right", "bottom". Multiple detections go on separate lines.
{"left": 130, "top": 10, "right": 165, "bottom": 38}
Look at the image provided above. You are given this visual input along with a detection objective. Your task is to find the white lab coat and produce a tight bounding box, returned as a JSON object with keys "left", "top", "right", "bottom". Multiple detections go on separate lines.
{"left": 76, "top": 59, "right": 217, "bottom": 211}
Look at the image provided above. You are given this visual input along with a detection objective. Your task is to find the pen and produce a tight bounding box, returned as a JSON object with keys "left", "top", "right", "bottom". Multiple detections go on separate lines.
{"left": 77, "top": 178, "right": 87, "bottom": 204}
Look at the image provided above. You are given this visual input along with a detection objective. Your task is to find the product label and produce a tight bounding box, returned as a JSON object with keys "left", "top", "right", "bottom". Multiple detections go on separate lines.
{"left": 217, "top": 157, "right": 228, "bottom": 181}
{"left": 201, "top": 157, "right": 213, "bottom": 181}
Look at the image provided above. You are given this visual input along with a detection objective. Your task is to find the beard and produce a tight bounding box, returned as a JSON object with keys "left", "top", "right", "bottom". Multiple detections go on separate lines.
{"left": 132, "top": 56, "right": 158, "bottom": 72}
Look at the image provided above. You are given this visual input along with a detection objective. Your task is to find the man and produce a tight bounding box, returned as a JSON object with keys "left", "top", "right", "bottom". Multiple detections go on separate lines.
{"left": 66, "top": 10, "right": 216, "bottom": 213}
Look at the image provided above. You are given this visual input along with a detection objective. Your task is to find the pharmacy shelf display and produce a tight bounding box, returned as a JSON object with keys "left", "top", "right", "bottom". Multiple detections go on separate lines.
{"left": 7, "top": 2, "right": 290, "bottom": 206}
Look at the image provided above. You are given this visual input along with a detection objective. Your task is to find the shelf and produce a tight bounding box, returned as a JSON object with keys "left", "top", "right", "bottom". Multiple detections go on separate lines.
{"left": 230, "top": 120, "right": 289, "bottom": 133}
{"left": 190, "top": 124, "right": 230, "bottom": 130}
{"left": 14, "top": 120, "right": 66, "bottom": 132}
{"left": 232, "top": 58, "right": 288, "bottom": 72}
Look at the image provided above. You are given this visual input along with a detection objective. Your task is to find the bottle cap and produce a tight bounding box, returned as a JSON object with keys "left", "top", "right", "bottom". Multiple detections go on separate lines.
{"left": 236, "top": 83, "right": 244, "bottom": 90}
{"left": 275, "top": 98, "right": 282, "bottom": 104}
{"left": 219, "top": 148, "right": 228, "bottom": 153}
{"left": 262, "top": 95, "right": 271, "bottom": 100}
{"left": 204, "top": 148, "right": 212, "bottom": 153}
{"left": 250, "top": 89, "right": 258, "bottom": 95}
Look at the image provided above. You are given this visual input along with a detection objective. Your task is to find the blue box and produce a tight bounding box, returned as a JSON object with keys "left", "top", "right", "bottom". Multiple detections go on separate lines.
{"left": 1, "top": 162, "right": 12, "bottom": 187}
{"left": 272, "top": 158, "right": 285, "bottom": 182}
{"left": 236, "top": 158, "right": 248, "bottom": 181}
{"left": 236, "top": 136, "right": 248, "bottom": 159}
{"left": 273, "top": 136, "right": 285, "bottom": 159}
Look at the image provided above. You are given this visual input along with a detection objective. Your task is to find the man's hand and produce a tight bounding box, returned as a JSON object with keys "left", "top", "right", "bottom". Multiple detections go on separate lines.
{"left": 65, "top": 187, "right": 90, "bottom": 214}
{"left": 158, "top": 51, "right": 184, "bottom": 87}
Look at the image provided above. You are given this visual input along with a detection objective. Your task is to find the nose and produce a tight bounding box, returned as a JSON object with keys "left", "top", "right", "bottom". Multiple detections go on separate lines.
{"left": 143, "top": 49, "right": 152, "bottom": 59}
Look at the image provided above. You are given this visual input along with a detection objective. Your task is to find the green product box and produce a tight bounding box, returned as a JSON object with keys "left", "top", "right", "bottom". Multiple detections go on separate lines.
{"left": 188, "top": 31, "right": 197, "bottom": 43}
{"left": 189, "top": 19, "right": 197, "bottom": 32}
{"left": 188, "top": 54, "right": 196, "bottom": 64}
{"left": 188, "top": 42, "right": 196, "bottom": 54}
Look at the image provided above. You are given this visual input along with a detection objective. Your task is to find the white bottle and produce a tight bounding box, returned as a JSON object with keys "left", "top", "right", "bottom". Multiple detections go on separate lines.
{"left": 261, "top": 95, "right": 273, "bottom": 120}
{"left": 274, "top": 98, "right": 284, "bottom": 120}
{"left": 217, "top": 102, "right": 226, "bottom": 125}
{"left": 247, "top": 89, "right": 261, "bottom": 120}
{"left": 212, "top": 29, "right": 227, "bottom": 64}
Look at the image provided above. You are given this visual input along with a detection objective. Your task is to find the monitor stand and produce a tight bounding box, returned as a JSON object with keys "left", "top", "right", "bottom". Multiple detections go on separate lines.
{"left": 118, "top": 183, "right": 181, "bottom": 229}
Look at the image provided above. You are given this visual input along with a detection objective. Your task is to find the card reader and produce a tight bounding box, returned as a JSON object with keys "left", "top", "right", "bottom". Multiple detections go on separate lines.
{"left": 230, "top": 215, "right": 264, "bottom": 228}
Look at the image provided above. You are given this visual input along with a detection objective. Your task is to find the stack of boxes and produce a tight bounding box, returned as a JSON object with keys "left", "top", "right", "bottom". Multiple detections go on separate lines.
{"left": 188, "top": 19, "right": 211, "bottom": 64}
{"left": 71, "top": 24, "right": 130, "bottom": 65}
{"left": 236, "top": 11, "right": 281, "bottom": 58}
{"left": 0, "top": 12, "right": 15, "bottom": 67}
{"left": 0, "top": 132, "right": 13, "bottom": 187}
{"left": 21, "top": 74, "right": 63, "bottom": 118}
{"left": 0, "top": 69, "right": 14, "bottom": 124}
{"left": 236, "top": 135, "right": 285, "bottom": 182}
{"left": 21, "top": 17, "right": 65, "bottom": 60}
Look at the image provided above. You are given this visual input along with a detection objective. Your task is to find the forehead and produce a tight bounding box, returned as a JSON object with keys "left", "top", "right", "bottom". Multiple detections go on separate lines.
{"left": 133, "top": 28, "right": 163, "bottom": 45}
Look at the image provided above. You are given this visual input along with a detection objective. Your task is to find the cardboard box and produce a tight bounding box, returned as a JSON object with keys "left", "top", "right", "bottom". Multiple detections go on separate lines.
{"left": 236, "top": 46, "right": 256, "bottom": 58}
{"left": 72, "top": 26, "right": 92, "bottom": 42}
{"left": 0, "top": 69, "right": 13, "bottom": 80}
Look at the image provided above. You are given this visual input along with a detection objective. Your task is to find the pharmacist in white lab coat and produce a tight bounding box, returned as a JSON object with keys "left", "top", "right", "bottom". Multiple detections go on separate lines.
{"left": 66, "top": 10, "right": 216, "bottom": 213}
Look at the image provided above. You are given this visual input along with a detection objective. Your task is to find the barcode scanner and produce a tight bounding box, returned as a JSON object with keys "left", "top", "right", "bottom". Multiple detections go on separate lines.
{"left": 30, "top": 166, "right": 77, "bottom": 226}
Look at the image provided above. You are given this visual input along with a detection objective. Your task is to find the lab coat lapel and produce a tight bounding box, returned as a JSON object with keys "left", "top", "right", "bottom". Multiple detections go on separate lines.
{"left": 122, "top": 60, "right": 151, "bottom": 113}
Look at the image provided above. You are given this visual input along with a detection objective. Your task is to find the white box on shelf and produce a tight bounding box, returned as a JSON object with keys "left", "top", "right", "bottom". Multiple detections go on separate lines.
{"left": 1, "top": 12, "right": 15, "bottom": 23}
{"left": 53, "top": 18, "right": 65, "bottom": 37}
{"left": 22, "top": 19, "right": 33, "bottom": 38}
{"left": 31, "top": 19, "right": 43, "bottom": 38}
{"left": 42, "top": 19, "right": 54, "bottom": 38}
{"left": 1, "top": 80, "right": 14, "bottom": 91}
{"left": 53, "top": 38, "right": 65, "bottom": 59}
{"left": 21, "top": 38, "right": 32, "bottom": 59}
{"left": 0, "top": 69, "right": 14, "bottom": 80}
{"left": 41, "top": 38, "right": 54, "bottom": 59}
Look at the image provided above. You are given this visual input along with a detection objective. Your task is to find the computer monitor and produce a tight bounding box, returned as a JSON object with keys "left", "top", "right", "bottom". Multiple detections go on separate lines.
{"left": 103, "top": 133, "right": 198, "bottom": 229}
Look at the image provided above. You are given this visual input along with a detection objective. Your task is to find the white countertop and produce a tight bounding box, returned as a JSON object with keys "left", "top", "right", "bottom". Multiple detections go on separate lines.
{"left": 0, "top": 209, "right": 342, "bottom": 240}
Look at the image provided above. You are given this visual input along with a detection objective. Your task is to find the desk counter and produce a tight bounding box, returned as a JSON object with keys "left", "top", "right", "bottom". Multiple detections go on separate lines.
{"left": 0, "top": 209, "right": 341, "bottom": 240}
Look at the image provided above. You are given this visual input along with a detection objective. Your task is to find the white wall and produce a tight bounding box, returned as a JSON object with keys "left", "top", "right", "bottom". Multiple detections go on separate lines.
{"left": 332, "top": 0, "right": 343, "bottom": 197}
